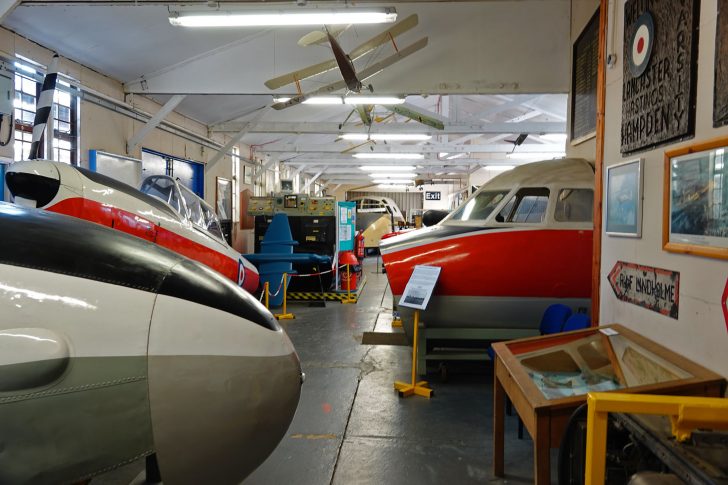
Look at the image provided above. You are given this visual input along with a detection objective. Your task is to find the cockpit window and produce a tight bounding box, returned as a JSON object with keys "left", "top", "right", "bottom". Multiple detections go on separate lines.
{"left": 449, "top": 191, "right": 509, "bottom": 221}
{"left": 496, "top": 188, "right": 550, "bottom": 223}
{"left": 555, "top": 189, "right": 593, "bottom": 222}
{"left": 140, "top": 176, "right": 183, "bottom": 214}
{"left": 179, "top": 184, "right": 225, "bottom": 241}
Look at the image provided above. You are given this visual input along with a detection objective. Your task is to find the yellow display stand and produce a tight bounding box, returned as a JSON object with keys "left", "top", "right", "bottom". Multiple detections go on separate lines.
{"left": 394, "top": 310, "right": 432, "bottom": 398}
{"left": 274, "top": 273, "right": 295, "bottom": 320}
{"left": 264, "top": 281, "right": 270, "bottom": 309}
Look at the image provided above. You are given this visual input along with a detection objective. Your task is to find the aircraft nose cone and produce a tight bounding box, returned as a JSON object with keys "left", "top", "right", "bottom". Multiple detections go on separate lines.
{"left": 147, "top": 261, "right": 302, "bottom": 485}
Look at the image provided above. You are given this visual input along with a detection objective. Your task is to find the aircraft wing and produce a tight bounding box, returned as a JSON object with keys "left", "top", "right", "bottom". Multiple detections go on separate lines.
{"left": 264, "top": 14, "right": 419, "bottom": 91}
{"left": 387, "top": 104, "right": 445, "bottom": 130}
{"left": 355, "top": 37, "right": 428, "bottom": 82}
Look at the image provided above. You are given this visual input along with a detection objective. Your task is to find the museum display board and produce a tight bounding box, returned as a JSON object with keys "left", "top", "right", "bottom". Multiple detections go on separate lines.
{"left": 715, "top": 0, "right": 728, "bottom": 127}
{"left": 570, "top": 9, "right": 599, "bottom": 144}
{"left": 492, "top": 324, "right": 725, "bottom": 484}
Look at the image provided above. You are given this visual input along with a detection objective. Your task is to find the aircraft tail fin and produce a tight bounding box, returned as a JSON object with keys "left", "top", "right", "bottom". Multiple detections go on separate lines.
{"left": 28, "top": 53, "right": 59, "bottom": 160}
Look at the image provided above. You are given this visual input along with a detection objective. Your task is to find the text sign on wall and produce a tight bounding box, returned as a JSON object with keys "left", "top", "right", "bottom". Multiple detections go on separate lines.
{"left": 608, "top": 261, "right": 680, "bottom": 319}
{"left": 621, "top": 0, "right": 699, "bottom": 154}
{"left": 425, "top": 191, "right": 441, "bottom": 201}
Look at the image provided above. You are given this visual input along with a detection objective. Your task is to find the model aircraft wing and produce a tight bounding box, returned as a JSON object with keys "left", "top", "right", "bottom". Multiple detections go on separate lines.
{"left": 387, "top": 104, "right": 445, "bottom": 130}
{"left": 271, "top": 77, "right": 349, "bottom": 110}
{"left": 355, "top": 37, "right": 428, "bottom": 82}
{"left": 264, "top": 14, "right": 419, "bottom": 91}
{"left": 348, "top": 14, "right": 419, "bottom": 60}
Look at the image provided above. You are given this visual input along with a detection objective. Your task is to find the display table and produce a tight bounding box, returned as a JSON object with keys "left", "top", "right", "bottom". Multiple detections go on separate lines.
{"left": 491, "top": 324, "right": 726, "bottom": 484}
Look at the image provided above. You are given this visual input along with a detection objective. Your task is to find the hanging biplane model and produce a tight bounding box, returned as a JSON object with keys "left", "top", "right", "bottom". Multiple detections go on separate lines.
{"left": 265, "top": 14, "right": 443, "bottom": 129}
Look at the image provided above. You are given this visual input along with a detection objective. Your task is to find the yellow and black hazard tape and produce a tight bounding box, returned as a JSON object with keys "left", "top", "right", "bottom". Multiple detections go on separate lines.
{"left": 287, "top": 292, "right": 358, "bottom": 302}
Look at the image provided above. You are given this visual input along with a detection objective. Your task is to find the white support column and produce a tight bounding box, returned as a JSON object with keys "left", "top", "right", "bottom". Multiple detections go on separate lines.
{"left": 252, "top": 157, "right": 278, "bottom": 182}
{"left": 127, "top": 94, "right": 186, "bottom": 153}
{"left": 207, "top": 105, "right": 271, "bottom": 170}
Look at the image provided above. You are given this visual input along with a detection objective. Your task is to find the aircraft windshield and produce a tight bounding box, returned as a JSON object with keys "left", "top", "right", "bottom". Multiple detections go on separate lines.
{"left": 179, "top": 185, "right": 225, "bottom": 241}
{"left": 449, "top": 190, "right": 509, "bottom": 221}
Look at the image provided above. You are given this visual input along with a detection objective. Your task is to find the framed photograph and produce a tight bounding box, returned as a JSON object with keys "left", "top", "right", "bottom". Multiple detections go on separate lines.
{"left": 663, "top": 137, "right": 728, "bottom": 259}
{"left": 605, "top": 158, "right": 644, "bottom": 237}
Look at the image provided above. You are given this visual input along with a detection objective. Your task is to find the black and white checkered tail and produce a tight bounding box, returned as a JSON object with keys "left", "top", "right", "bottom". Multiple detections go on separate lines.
{"left": 28, "top": 53, "right": 59, "bottom": 160}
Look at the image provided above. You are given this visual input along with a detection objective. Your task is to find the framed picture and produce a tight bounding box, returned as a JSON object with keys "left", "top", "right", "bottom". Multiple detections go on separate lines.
{"left": 605, "top": 158, "right": 644, "bottom": 237}
{"left": 570, "top": 8, "right": 599, "bottom": 145}
{"left": 663, "top": 137, "right": 728, "bottom": 259}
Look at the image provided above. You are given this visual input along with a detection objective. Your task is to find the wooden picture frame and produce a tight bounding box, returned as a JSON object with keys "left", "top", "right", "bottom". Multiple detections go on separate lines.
{"left": 663, "top": 136, "right": 728, "bottom": 259}
{"left": 605, "top": 158, "right": 644, "bottom": 237}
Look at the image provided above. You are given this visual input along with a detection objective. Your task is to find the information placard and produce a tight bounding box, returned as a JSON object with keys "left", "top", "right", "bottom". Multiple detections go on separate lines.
{"left": 399, "top": 265, "right": 441, "bottom": 310}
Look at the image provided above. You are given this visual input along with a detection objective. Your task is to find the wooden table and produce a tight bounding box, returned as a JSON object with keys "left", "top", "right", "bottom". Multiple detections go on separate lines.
{"left": 492, "top": 324, "right": 726, "bottom": 484}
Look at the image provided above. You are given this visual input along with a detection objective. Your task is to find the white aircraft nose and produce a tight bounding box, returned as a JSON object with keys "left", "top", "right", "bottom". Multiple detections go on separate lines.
{"left": 147, "top": 261, "right": 301, "bottom": 485}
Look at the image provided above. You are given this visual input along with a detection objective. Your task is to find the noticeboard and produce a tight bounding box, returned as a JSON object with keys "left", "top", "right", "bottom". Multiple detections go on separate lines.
{"left": 337, "top": 201, "right": 356, "bottom": 252}
{"left": 570, "top": 9, "right": 600, "bottom": 144}
{"left": 399, "top": 265, "right": 441, "bottom": 310}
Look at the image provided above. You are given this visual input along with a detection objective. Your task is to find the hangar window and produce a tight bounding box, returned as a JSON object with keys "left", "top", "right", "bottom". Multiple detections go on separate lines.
{"left": 496, "top": 188, "right": 550, "bottom": 223}
{"left": 554, "top": 189, "right": 593, "bottom": 222}
{"left": 13, "top": 61, "right": 79, "bottom": 164}
{"left": 449, "top": 190, "right": 508, "bottom": 221}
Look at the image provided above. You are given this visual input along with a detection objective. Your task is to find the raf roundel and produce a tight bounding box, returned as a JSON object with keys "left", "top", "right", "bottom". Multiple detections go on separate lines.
{"left": 628, "top": 10, "right": 655, "bottom": 78}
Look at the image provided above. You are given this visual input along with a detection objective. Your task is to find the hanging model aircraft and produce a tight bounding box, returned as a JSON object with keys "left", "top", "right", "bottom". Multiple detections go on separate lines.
{"left": 0, "top": 202, "right": 302, "bottom": 484}
{"left": 380, "top": 158, "right": 595, "bottom": 342}
{"left": 4, "top": 53, "right": 260, "bottom": 293}
{"left": 265, "top": 15, "right": 442, "bottom": 128}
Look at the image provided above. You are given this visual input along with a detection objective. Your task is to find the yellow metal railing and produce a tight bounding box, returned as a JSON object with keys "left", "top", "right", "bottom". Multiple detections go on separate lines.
{"left": 585, "top": 392, "right": 728, "bottom": 484}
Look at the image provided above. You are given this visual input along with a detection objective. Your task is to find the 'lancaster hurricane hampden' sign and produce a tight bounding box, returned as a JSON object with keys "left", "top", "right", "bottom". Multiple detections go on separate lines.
{"left": 621, "top": 0, "right": 699, "bottom": 154}
{"left": 608, "top": 261, "right": 680, "bottom": 319}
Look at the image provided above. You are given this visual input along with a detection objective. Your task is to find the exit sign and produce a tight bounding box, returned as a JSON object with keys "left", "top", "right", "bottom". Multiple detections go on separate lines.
{"left": 425, "top": 191, "right": 441, "bottom": 201}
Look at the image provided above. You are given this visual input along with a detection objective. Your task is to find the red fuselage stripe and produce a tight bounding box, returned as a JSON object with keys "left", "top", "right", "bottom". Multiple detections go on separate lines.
{"left": 382, "top": 229, "right": 592, "bottom": 297}
{"left": 47, "top": 198, "right": 259, "bottom": 293}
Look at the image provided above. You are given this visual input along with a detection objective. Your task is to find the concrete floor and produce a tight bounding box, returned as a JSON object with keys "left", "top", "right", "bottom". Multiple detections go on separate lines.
{"left": 100, "top": 257, "right": 540, "bottom": 484}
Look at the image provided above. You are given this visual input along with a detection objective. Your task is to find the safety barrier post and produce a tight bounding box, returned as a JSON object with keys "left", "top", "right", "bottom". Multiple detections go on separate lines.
{"left": 274, "top": 273, "right": 295, "bottom": 320}
{"left": 393, "top": 310, "right": 432, "bottom": 398}
{"left": 341, "top": 264, "right": 357, "bottom": 304}
{"left": 264, "top": 281, "right": 270, "bottom": 310}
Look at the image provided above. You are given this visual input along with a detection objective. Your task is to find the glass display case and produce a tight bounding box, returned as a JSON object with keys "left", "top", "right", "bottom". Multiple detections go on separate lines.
{"left": 491, "top": 324, "right": 725, "bottom": 484}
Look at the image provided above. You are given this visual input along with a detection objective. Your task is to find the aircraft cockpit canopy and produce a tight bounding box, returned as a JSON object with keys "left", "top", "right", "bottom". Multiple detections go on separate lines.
{"left": 140, "top": 175, "right": 225, "bottom": 243}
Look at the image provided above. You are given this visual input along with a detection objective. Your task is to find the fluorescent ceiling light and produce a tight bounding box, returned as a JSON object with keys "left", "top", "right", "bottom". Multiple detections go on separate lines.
{"left": 303, "top": 96, "right": 343, "bottom": 105}
{"left": 446, "top": 153, "right": 467, "bottom": 160}
{"left": 487, "top": 165, "right": 515, "bottom": 171}
{"left": 273, "top": 96, "right": 291, "bottom": 103}
{"left": 343, "top": 96, "right": 405, "bottom": 105}
{"left": 341, "top": 133, "right": 431, "bottom": 141}
{"left": 169, "top": 7, "right": 397, "bottom": 27}
{"left": 373, "top": 179, "right": 414, "bottom": 184}
{"left": 539, "top": 133, "right": 568, "bottom": 142}
{"left": 353, "top": 153, "right": 424, "bottom": 160}
{"left": 377, "top": 184, "right": 410, "bottom": 189}
{"left": 505, "top": 152, "right": 565, "bottom": 160}
{"left": 359, "top": 165, "right": 415, "bottom": 171}
{"left": 368, "top": 173, "right": 416, "bottom": 179}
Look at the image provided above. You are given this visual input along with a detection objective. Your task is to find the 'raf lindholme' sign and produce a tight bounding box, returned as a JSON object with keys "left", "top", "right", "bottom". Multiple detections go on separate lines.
{"left": 608, "top": 261, "right": 680, "bottom": 319}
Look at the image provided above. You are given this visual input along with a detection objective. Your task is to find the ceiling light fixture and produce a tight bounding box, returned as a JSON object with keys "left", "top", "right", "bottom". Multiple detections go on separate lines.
{"left": 446, "top": 153, "right": 467, "bottom": 160}
{"left": 372, "top": 179, "right": 414, "bottom": 185}
{"left": 341, "top": 133, "right": 431, "bottom": 141}
{"left": 302, "top": 96, "right": 343, "bottom": 105}
{"left": 368, "top": 173, "right": 417, "bottom": 179}
{"left": 505, "top": 152, "right": 565, "bottom": 160}
{"left": 359, "top": 165, "right": 416, "bottom": 171}
{"left": 343, "top": 96, "right": 405, "bottom": 105}
{"left": 539, "top": 133, "right": 568, "bottom": 142}
{"left": 272, "top": 96, "right": 291, "bottom": 103}
{"left": 169, "top": 7, "right": 397, "bottom": 27}
{"left": 353, "top": 153, "right": 424, "bottom": 160}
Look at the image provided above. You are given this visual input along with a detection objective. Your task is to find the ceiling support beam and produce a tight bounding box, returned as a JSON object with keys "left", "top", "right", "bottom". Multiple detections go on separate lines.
{"left": 127, "top": 95, "right": 186, "bottom": 153}
{"left": 210, "top": 121, "right": 565, "bottom": 135}
{"left": 252, "top": 157, "right": 278, "bottom": 182}
{"left": 258, "top": 143, "right": 563, "bottom": 154}
{"left": 302, "top": 170, "right": 325, "bottom": 191}
{"left": 207, "top": 105, "right": 270, "bottom": 170}
{"left": 0, "top": 0, "right": 20, "bottom": 23}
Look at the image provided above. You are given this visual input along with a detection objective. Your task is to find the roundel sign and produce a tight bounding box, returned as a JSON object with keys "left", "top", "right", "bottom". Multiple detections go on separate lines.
{"left": 628, "top": 11, "right": 655, "bottom": 78}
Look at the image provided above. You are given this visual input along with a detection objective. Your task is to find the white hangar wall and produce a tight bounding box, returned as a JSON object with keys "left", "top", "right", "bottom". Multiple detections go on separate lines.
{"left": 0, "top": 27, "right": 286, "bottom": 253}
{"left": 567, "top": 0, "right": 728, "bottom": 378}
